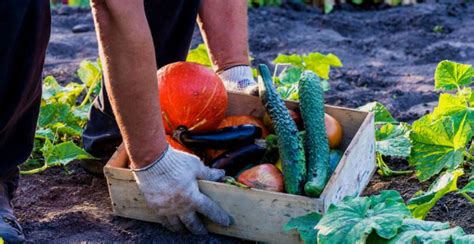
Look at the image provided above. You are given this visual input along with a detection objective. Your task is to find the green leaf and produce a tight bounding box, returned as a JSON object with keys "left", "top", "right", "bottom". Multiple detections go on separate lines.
{"left": 303, "top": 53, "right": 343, "bottom": 80}
{"left": 387, "top": 219, "right": 465, "bottom": 244}
{"left": 432, "top": 93, "right": 474, "bottom": 128}
{"left": 453, "top": 235, "right": 474, "bottom": 244}
{"left": 408, "top": 169, "right": 464, "bottom": 219}
{"left": 278, "top": 67, "right": 303, "bottom": 85}
{"left": 358, "top": 102, "right": 397, "bottom": 124}
{"left": 434, "top": 60, "right": 473, "bottom": 91}
{"left": 77, "top": 59, "right": 102, "bottom": 88}
{"left": 459, "top": 181, "right": 474, "bottom": 194}
{"left": 35, "top": 128, "right": 55, "bottom": 141}
{"left": 38, "top": 103, "right": 83, "bottom": 137}
{"left": 409, "top": 115, "right": 471, "bottom": 181}
{"left": 273, "top": 54, "right": 304, "bottom": 68}
{"left": 376, "top": 123, "right": 412, "bottom": 157}
{"left": 316, "top": 190, "right": 410, "bottom": 244}
{"left": 283, "top": 212, "right": 322, "bottom": 244}
{"left": 186, "top": 44, "right": 212, "bottom": 68}
{"left": 43, "top": 141, "right": 95, "bottom": 166}
{"left": 42, "top": 76, "right": 85, "bottom": 105}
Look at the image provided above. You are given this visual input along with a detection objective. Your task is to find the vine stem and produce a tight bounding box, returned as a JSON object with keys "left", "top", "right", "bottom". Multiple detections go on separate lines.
{"left": 79, "top": 81, "right": 97, "bottom": 107}
{"left": 20, "top": 164, "right": 49, "bottom": 175}
{"left": 460, "top": 192, "right": 474, "bottom": 204}
{"left": 20, "top": 163, "right": 62, "bottom": 175}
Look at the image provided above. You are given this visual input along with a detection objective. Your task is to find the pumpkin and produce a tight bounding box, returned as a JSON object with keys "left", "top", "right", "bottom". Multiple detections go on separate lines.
{"left": 205, "top": 115, "right": 269, "bottom": 160}
{"left": 157, "top": 62, "right": 228, "bottom": 134}
{"left": 166, "top": 135, "right": 194, "bottom": 154}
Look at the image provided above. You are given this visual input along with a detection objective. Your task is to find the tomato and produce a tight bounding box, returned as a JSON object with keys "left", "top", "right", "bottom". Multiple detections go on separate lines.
{"left": 325, "top": 114, "right": 343, "bottom": 149}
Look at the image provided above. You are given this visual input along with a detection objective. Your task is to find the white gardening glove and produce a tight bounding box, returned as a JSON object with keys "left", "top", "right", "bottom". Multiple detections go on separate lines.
{"left": 219, "top": 65, "right": 258, "bottom": 95}
{"left": 132, "top": 146, "right": 231, "bottom": 234}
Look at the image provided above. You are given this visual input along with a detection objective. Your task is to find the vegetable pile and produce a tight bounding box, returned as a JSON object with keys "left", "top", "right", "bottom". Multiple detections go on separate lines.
{"left": 157, "top": 61, "right": 344, "bottom": 197}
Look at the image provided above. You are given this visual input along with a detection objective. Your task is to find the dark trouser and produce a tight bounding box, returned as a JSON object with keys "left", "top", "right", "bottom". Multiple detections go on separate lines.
{"left": 83, "top": 0, "right": 201, "bottom": 159}
{"left": 0, "top": 0, "right": 51, "bottom": 183}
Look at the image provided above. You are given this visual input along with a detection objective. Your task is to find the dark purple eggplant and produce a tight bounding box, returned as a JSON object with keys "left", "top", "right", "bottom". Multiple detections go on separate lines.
{"left": 211, "top": 141, "right": 267, "bottom": 176}
{"left": 174, "top": 124, "right": 262, "bottom": 149}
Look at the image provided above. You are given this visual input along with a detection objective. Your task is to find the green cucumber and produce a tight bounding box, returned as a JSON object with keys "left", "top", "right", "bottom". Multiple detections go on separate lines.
{"left": 298, "top": 71, "right": 330, "bottom": 197}
{"left": 258, "top": 64, "right": 306, "bottom": 195}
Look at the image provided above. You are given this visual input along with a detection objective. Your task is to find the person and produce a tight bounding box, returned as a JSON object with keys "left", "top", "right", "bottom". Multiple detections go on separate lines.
{"left": 0, "top": 0, "right": 255, "bottom": 241}
{"left": 81, "top": 0, "right": 257, "bottom": 172}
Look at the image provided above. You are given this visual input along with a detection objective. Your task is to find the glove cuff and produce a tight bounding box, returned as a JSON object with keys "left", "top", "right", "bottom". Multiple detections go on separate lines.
{"left": 132, "top": 146, "right": 189, "bottom": 184}
{"left": 219, "top": 66, "right": 257, "bottom": 92}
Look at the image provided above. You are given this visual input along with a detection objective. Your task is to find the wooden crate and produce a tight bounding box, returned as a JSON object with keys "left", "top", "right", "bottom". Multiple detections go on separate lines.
{"left": 104, "top": 92, "right": 376, "bottom": 243}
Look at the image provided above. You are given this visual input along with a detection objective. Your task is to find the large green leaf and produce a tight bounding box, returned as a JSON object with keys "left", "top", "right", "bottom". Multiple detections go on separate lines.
{"left": 273, "top": 54, "right": 304, "bottom": 67}
{"left": 303, "top": 53, "right": 343, "bottom": 80}
{"left": 273, "top": 52, "right": 342, "bottom": 80}
{"left": 316, "top": 190, "right": 410, "bottom": 244}
{"left": 376, "top": 123, "right": 412, "bottom": 157}
{"left": 434, "top": 60, "right": 473, "bottom": 91}
{"left": 283, "top": 212, "right": 322, "bottom": 244}
{"left": 387, "top": 219, "right": 465, "bottom": 244}
{"left": 43, "top": 141, "right": 95, "bottom": 166}
{"left": 358, "top": 102, "right": 397, "bottom": 124}
{"left": 186, "top": 44, "right": 212, "bottom": 68}
{"left": 408, "top": 169, "right": 464, "bottom": 219}
{"left": 432, "top": 93, "right": 474, "bottom": 128}
{"left": 409, "top": 115, "right": 471, "bottom": 181}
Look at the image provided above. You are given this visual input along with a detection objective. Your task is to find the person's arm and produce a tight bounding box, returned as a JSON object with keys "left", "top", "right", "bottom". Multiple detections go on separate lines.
{"left": 91, "top": 0, "right": 165, "bottom": 168}
{"left": 197, "top": 0, "right": 250, "bottom": 72}
{"left": 198, "top": 0, "right": 257, "bottom": 94}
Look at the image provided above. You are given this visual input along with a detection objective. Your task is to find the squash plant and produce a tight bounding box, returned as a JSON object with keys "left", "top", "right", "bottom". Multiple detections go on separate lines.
{"left": 22, "top": 59, "right": 102, "bottom": 174}
{"left": 285, "top": 190, "right": 473, "bottom": 243}
{"left": 187, "top": 44, "right": 343, "bottom": 101}
{"left": 359, "top": 60, "right": 474, "bottom": 219}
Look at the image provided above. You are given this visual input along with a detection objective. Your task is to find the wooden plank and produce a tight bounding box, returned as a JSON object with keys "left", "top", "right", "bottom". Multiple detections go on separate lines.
{"left": 320, "top": 112, "right": 376, "bottom": 209}
{"left": 105, "top": 168, "right": 323, "bottom": 243}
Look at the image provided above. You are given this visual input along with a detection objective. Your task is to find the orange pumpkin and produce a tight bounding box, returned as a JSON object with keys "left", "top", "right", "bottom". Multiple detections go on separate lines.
{"left": 166, "top": 135, "right": 193, "bottom": 154}
{"left": 157, "top": 62, "right": 228, "bottom": 134}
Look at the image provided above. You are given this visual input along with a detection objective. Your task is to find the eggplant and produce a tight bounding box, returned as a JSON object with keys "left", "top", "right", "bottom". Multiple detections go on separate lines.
{"left": 211, "top": 141, "right": 267, "bottom": 176}
{"left": 174, "top": 124, "right": 262, "bottom": 149}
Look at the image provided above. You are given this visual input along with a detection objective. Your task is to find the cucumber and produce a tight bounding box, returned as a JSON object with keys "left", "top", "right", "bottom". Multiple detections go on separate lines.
{"left": 258, "top": 64, "right": 306, "bottom": 195}
{"left": 298, "top": 71, "right": 330, "bottom": 197}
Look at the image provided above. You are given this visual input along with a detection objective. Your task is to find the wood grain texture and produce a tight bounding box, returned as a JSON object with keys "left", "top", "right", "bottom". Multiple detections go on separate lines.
{"left": 104, "top": 92, "right": 376, "bottom": 243}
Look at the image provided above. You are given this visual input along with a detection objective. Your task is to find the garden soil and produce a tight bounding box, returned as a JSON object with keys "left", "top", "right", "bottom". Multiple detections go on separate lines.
{"left": 16, "top": 2, "right": 474, "bottom": 242}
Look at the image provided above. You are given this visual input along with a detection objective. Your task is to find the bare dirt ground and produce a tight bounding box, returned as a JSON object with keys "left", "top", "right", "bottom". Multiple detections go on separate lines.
{"left": 14, "top": 2, "right": 474, "bottom": 242}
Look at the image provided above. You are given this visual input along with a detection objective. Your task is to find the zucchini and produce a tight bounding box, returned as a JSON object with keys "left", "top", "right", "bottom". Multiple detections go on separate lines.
{"left": 174, "top": 125, "right": 262, "bottom": 149}
{"left": 210, "top": 141, "right": 267, "bottom": 176}
{"left": 258, "top": 64, "right": 306, "bottom": 195}
{"left": 298, "top": 71, "right": 330, "bottom": 197}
